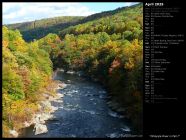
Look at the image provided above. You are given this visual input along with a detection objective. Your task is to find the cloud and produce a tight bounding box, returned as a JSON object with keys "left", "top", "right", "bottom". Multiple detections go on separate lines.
{"left": 124, "top": 2, "right": 139, "bottom": 7}
{"left": 3, "top": 2, "right": 95, "bottom": 24}
{"left": 3, "top": 2, "right": 139, "bottom": 24}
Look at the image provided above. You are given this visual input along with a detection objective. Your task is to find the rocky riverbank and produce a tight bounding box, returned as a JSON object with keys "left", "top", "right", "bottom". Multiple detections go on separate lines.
{"left": 9, "top": 81, "right": 67, "bottom": 138}
{"left": 20, "top": 70, "right": 134, "bottom": 138}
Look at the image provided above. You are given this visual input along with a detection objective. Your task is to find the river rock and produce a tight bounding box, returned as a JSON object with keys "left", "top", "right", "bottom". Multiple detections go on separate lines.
{"left": 58, "top": 69, "right": 64, "bottom": 72}
{"left": 66, "top": 70, "right": 75, "bottom": 74}
{"left": 54, "top": 100, "right": 63, "bottom": 103}
{"left": 9, "top": 130, "right": 18, "bottom": 137}
{"left": 40, "top": 101, "right": 51, "bottom": 108}
{"left": 50, "top": 106, "right": 58, "bottom": 113}
{"left": 58, "top": 83, "right": 67, "bottom": 89}
{"left": 56, "top": 93, "right": 64, "bottom": 98}
{"left": 43, "top": 93, "right": 50, "bottom": 97}
{"left": 48, "top": 96, "right": 56, "bottom": 101}
{"left": 24, "top": 121, "right": 32, "bottom": 127}
{"left": 40, "top": 113, "right": 53, "bottom": 123}
{"left": 48, "top": 93, "right": 63, "bottom": 101}
{"left": 106, "top": 132, "right": 119, "bottom": 138}
{"left": 38, "top": 119, "right": 45, "bottom": 124}
{"left": 32, "top": 112, "right": 54, "bottom": 124}
{"left": 33, "top": 114, "right": 41, "bottom": 124}
{"left": 40, "top": 100, "right": 58, "bottom": 113}
{"left": 121, "top": 126, "right": 130, "bottom": 132}
{"left": 108, "top": 110, "right": 124, "bottom": 118}
{"left": 34, "top": 123, "right": 48, "bottom": 135}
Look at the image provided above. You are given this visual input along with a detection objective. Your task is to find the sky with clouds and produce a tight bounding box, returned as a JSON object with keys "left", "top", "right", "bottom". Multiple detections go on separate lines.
{"left": 3, "top": 2, "right": 138, "bottom": 25}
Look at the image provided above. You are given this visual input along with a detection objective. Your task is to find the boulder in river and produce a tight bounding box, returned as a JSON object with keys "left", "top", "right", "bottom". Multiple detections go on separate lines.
{"left": 44, "top": 113, "right": 53, "bottom": 120}
{"left": 34, "top": 123, "right": 48, "bottom": 135}
{"left": 58, "top": 83, "right": 67, "bottom": 89}
{"left": 54, "top": 100, "right": 63, "bottom": 103}
{"left": 32, "top": 111, "right": 54, "bottom": 124}
{"left": 108, "top": 110, "right": 125, "bottom": 118}
{"left": 56, "top": 93, "right": 64, "bottom": 98}
{"left": 24, "top": 121, "right": 32, "bottom": 127}
{"left": 58, "top": 68, "right": 64, "bottom": 72}
{"left": 39, "top": 113, "right": 53, "bottom": 123}
{"left": 66, "top": 70, "right": 75, "bottom": 74}
{"left": 48, "top": 96, "right": 56, "bottom": 101}
{"left": 50, "top": 106, "right": 58, "bottom": 113}
{"left": 47, "top": 93, "right": 63, "bottom": 101}
{"left": 121, "top": 126, "right": 131, "bottom": 132}
{"left": 106, "top": 132, "right": 119, "bottom": 138}
{"left": 40, "top": 101, "right": 51, "bottom": 108}
{"left": 9, "top": 130, "right": 18, "bottom": 137}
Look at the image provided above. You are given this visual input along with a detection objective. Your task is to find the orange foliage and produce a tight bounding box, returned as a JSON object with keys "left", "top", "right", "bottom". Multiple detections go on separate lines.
{"left": 109, "top": 58, "right": 122, "bottom": 74}
{"left": 16, "top": 67, "right": 31, "bottom": 93}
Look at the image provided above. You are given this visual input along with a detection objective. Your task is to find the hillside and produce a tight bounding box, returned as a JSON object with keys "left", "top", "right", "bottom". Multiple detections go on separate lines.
{"left": 6, "top": 16, "right": 84, "bottom": 42}
{"left": 59, "top": 3, "right": 143, "bottom": 38}
{"left": 6, "top": 3, "right": 142, "bottom": 42}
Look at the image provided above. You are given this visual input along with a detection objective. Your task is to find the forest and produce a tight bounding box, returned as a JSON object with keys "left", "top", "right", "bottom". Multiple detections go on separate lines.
{"left": 7, "top": 16, "right": 84, "bottom": 42}
{"left": 3, "top": 3, "right": 143, "bottom": 137}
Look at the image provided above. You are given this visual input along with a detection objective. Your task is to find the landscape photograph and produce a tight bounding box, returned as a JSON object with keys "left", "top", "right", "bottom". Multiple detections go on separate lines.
{"left": 2, "top": 2, "right": 143, "bottom": 138}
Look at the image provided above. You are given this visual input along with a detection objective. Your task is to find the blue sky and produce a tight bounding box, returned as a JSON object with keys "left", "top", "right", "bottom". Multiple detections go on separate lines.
{"left": 80, "top": 2, "right": 138, "bottom": 13}
{"left": 3, "top": 2, "right": 138, "bottom": 25}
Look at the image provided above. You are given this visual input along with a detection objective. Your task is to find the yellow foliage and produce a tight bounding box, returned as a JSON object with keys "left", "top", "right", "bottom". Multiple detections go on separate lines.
{"left": 2, "top": 121, "right": 10, "bottom": 138}
{"left": 8, "top": 100, "right": 39, "bottom": 119}
{"left": 124, "top": 58, "right": 134, "bottom": 70}
{"left": 3, "top": 40, "right": 9, "bottom": 48}
{"left": 11, "top": 36, "right": 28, "bottom": 52}
{"left": 3, "top": 47, "right": 18, "bottom": 68}
{"left": 123, "top": 39, "right": 142, "bottom": 71}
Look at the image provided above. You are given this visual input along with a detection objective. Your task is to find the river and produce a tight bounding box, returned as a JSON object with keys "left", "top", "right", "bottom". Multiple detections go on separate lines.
{"left": 20, "top": 70, "right": 133, "bottom": 138}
